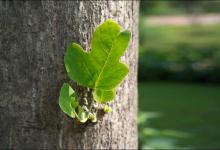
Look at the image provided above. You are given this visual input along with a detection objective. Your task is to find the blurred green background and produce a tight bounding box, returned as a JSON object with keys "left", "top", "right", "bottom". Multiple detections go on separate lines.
{"left": 138, "top": 0, "right": 220, "bottom": 149}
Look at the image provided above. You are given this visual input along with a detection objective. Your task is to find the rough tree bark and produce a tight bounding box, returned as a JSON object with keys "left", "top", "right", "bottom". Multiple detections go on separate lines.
{"left": 0, "top": 0, "right": 139, "bottom": 149}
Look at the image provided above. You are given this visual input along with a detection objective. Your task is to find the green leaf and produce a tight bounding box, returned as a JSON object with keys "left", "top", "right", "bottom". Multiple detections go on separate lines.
{"left": 59, "top": 83, "right": 76, "bottom": 118}
{"left": 75, "top": 106, "right": 88, "bottom": 123}
{"left": 64, "top": 20, "right": 131, "bottom": 103}
{"left": 93, "top": 89, "right": 115, "bottom": 103}
{"left": 59, "top": 83, "right": 89, "bottom": 123}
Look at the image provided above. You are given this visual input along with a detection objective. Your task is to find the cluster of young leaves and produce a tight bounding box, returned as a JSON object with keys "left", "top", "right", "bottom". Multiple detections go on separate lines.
{"left": 59, "top": 20, "right": 131, "bottom": 123}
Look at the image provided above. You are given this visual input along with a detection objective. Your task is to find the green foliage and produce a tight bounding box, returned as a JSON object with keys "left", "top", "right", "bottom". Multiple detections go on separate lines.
{"left": 140, "top": 1, "right": 220, "bottom": 16}
{"left": 59, "top": 20, "right": 131, "bottom": 123}
{"left": 65, "top": 20, "right": 130, "bottom": 102}
{"left": 139, "top": 21, "right": 220, "bottom": 83}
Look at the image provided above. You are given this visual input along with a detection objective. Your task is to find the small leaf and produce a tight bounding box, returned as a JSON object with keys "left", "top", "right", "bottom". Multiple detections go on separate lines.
{"left": 59, "top": 83, "right": 89, "bottom": 122}
{"left": 75, "top": 106, "right": 88, "bottom": 123}
{"left": 88, "top": 112, "right": 97, "bottom": 123}
{"left": 104, "top": 105, "right": 112, "bottom": 113}
{"left": 71, "top": 96, "right": 79, "bottom": 108}
{"left": 59, "top": 83, "right": 76, "bottom": 118}
{"left": 64, "top": 20, "right": 131, "bottom": 103}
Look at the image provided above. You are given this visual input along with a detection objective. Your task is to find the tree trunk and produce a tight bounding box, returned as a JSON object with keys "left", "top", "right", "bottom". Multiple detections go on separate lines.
{"left": 0, "top": 0, "right": 139, "bottom": 149}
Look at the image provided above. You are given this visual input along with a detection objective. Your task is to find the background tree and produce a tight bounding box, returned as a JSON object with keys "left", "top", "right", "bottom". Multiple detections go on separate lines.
{"left": 0, "top": 0, "right": 139, "bottom": 149}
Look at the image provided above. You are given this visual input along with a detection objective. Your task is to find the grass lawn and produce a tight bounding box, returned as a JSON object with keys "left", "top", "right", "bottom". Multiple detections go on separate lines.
{"left": 138, "top": 81, "right": 220, "bottom": 148}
